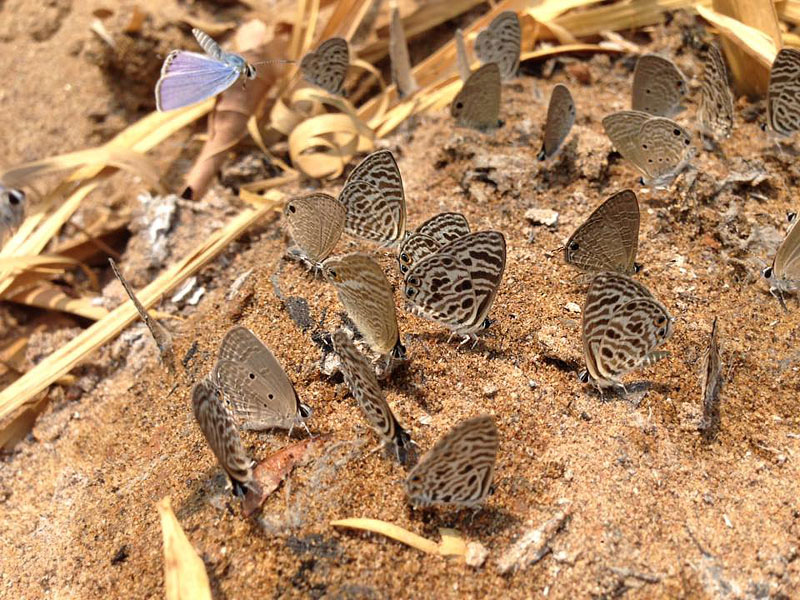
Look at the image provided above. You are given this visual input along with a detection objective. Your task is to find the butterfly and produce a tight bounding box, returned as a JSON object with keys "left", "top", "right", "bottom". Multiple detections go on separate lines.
{"left": 564, "top": 190, "right": 641, "bottom": 275}
{"left": 699, "top": 317, "right": 722, "bottom": 440}
{"left": 538, "top": 84, "right": 576, "bottom": 161}
{"left": 300, "top": 37, "right": 349, "bottom": 95}
{"left": 389, "top": 7, "right": 418, "bottom": 98}
{"left": 762, "top": 211, "right": 800, "bottom": 310}
{"left": 0, "top": 183, "right": 25, "bottom": 246}
{"left": 284, "top": 193, "right": 346, "bottom": 267}
{"left": 581, "top": 272, "right": 673, "bottom": 392}
{"left": 474, "top": 11, "right": 521, "bottom": 81}
{"left": 397, "top": 212, "right": 471, "bottom": 276}
{"left": 698, "top": 44, "right": 734, "bottom": 140}
{"left": 191, "top": 377, "right": 256, "bottom": 497}
{"left": 602, "top": 110, "right": 694, "bottom": 188}
{"left": 332, "top": 330, "right": 411, "bottom": 463}
{"left": 767, "top": 48, "right": 800, "bottom": 137}
{"left": 212, "top": 326, "right": 311, "bottom": 433}
{"left": 403, "top": 231, "right": 506, "bottom": 344}
{"left": 322, "top": 253, "right": 405, "bottom": 359}
{"left": 631, "top": 53, "right": 688, "bottom": 117}
{"left": 451, "top": 63, "right": 502, "bottom": 131}
{"left": 156, "top": 28, "right": 256, "bottom": 112}
{"left": 339, "top": 149, "right": 406, "bottom": 246}
{"left": 405, "top": 415, "right": 498, "bottom": 508}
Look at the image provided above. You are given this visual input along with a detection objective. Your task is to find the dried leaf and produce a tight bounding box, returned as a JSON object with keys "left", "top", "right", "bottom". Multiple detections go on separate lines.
{"left": 496, "top": 509, "right": 571, "bottom": 574}
{"left": 157, "top": 497, "right": 212, "bottom": 600}
{"left": 242, "top": 434, "right": 331, "bottom": 517}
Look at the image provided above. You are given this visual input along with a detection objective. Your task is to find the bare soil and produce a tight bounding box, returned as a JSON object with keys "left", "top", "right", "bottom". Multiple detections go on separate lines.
{"left": 1, "top": 3, "right": 799, "bottom": 599}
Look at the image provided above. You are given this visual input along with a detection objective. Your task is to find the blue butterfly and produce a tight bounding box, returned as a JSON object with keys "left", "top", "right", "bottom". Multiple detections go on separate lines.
{"left": 155, "top": 28, "right": 256, "bottom": 112}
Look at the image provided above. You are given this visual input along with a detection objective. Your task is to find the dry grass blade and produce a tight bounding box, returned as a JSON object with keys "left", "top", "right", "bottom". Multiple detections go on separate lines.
{"left": 331, "top": 518, "right": 468, "bottom": 558}
{"left": 0, "top": 195, "right": 282, "bottom": 424}
{"left": 157, "top": 497, "right": 213, "bottom": 600}
{"left": 0, "top": 147, "right": 162, "bottom": 191}
{"left": 697, "top": 4, "right": 778, "bottom": 94}
{"left": 708, "top": 0, "right": 781, "bottom": 96}
{"left": 5, "top": 284, "right": 107, "bottom": 321}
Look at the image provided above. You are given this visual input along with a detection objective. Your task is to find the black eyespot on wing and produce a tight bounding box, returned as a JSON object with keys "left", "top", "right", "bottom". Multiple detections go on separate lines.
{"left": 288, "top": 204, "right": 297, "bottom": 213}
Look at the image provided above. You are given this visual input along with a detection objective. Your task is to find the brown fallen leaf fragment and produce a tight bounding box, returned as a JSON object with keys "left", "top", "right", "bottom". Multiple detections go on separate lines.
{"left": 496, "top": 508, "right": 571, "bottom": 574}
{"left": 157, "top": 497, "right": 212, "bottom": 600}
{"left": 331, "top": 518, "right": 475, "bottom": 561}
{"left": 183, "top": 36, "right": 289, "bottom": 201}
{"left": 242, "top": 434, "right": 331, "bottom": 517}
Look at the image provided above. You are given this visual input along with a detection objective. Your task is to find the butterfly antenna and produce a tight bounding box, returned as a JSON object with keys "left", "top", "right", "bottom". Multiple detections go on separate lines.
{"left": 252, "top": 58, "right": 296, "bottom": 66}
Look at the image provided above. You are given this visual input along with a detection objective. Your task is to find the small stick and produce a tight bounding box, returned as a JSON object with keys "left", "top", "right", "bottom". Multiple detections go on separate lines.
{"left": 109, "top": 258, "right": 175, "bottom": 373}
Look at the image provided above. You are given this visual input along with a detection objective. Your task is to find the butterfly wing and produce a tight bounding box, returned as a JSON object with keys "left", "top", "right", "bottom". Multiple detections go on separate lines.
{"left": 405, "top": 415, "right": 498, "bottom": 507}
{"left": 332, "top": 330, "right": 410, "bottom": 463}
{"left": 698, "top": 45, "right": 734, "bottom": 139}
{"left": 768, "top": 48, "right": 800, "bottom": 136}
{"left": 474, "top": 11, "right": 520, "bottom": 80}
{"left": 596, "top": 297, "right": 673, "bottom": 381}
{"left": 404, "top": 253, "right": 479, "bottom": 332}
{"left": 155, "top": 50, "right": 239, "bottom": 111}
{"left": 451, "top": 63, "right": 501, "bottom": 131}
{"left": 631, "top": 54, "right": 687, "bottom": 117}
{"left": 284, "top": 193, "right": 346, "bottom": 264}
{"left": 774, "top": 212, "right": 800, "bottom": 282}
{"left": 398, "top": 233, "right": 441, "bottom": 277}
{"left": 301, "top": 37, "right": 349, "bottom": 95}
{"left": 564, "top": 189, "right": 639, "bottom": 274}
{"left": 635, "top": 117, "right": 694, "bottom": 182}
{"left": 602, "top": 110, "right": 651, "bottom": 169}
{"left": 214, "top": 326, "right": 301, "bottom": 430}
{"left": 340, "top": 180, "right": 406, "bottom": 245}
{"left": 323, "top": 254, "right": 401, "bottom": 356}
{"left": 416, "top": 212, "right": 471, "bottom": 244}
{"left": 191, "top": 378, "right": 253, "bottom": 494}
{"left": 439, "top": 231, "right": 506, "bottom": 331}
{"left": 539, "top": 83, "right": 576, "bottom": 160}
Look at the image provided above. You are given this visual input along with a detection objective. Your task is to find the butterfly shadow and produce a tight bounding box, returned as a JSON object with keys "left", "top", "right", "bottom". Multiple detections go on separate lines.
{"left": 585, "top": 380, "right": 671, "bottom": 405}
{"left": 407, "top": 503, "right": 519, "bottom": 538}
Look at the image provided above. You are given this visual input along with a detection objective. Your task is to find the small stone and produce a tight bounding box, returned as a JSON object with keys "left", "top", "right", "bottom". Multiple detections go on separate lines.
{"left": 564, "top": 302, "right": 581, "bottom": 314}
{"left": 525, "top": 208, "right": 559, "bottom": 227}
{"left": 483, "top": 384, "right": 498, "bottom": 398}
{"left": 465, "top": 541, "right": 489, "bottom": 568}
{"left": 419, "top": 415, "right": 433, "bottom": 425}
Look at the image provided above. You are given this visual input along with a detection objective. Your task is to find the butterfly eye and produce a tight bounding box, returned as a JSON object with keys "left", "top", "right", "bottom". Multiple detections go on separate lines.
{"left": 568, "top": 241, "right": 579, "bottom": 251}
{"left": 288, "top": 204, "right": 297, "bottom": 214}
{"left": 762, "top": 266, "right": 773, "bottom": 279}
{"left": 8, "top": 192, "right": 21, "bottom": 206}
{"left": 327, "top": 268, "right": 338, "bottom": 280}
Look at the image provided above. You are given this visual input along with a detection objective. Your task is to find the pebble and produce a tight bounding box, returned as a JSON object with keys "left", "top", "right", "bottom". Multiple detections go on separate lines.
{"left": 525, "top": 208, "right": 559, "bottom": 227}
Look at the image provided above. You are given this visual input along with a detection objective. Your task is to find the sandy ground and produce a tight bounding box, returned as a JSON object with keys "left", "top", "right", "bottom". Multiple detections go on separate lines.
{"left": 2, "top": 2, "right": 800, "bottom": 599}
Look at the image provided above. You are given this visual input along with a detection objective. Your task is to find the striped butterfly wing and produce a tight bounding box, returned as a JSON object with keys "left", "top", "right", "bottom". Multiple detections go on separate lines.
{"left": 698, "top": 44, "right": 734, "bottom": 140}
{"left": 439, "top": 231, "right": 506, "bottom": 332}
{"left": 768, "top": 48, "right": 800, "bottom": 137}
{"left": 332, "top": 330, "right": 411, "bottom": 463}
{"left": 602, "top": 110, "right": 652, "bottom": 168}
{"left": 474, "top": 11, "right": 521, "bottom": 80}
{"left": 397, "top": 232, "right": 441, "bottom": 277}
{"left": 415, "top": 212, "right": 471, "bottom": 245}
{"left": 405, "top": 415, "right": 498, "bottom": 508}
{"left": 191, "top": 378, "right": 254, "bottom": 496}
{"left": 595, "top": 296, "right": 673, "bottom": 381}
{"left": 564, "top": 189, "right": 640, "bottom": 275}
{"left": 633, "top": 117, "right": 694, "bottom": 185}
{"left": 300, "top": 37, "right": 349, "bottom": 95}
{"left": 341, "top": 149, "right": 406, "bottom": 246}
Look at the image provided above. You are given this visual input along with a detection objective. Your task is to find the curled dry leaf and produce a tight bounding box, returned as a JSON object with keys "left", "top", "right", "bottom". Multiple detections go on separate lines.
{"left": 157, "top": 497, "right": 212, "bottom": 600}
{"left": 242, "top": 434, "right": 332, "bottom": 517}
{"left": 183, "top": 36, "right": 289, "bottom": 201}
